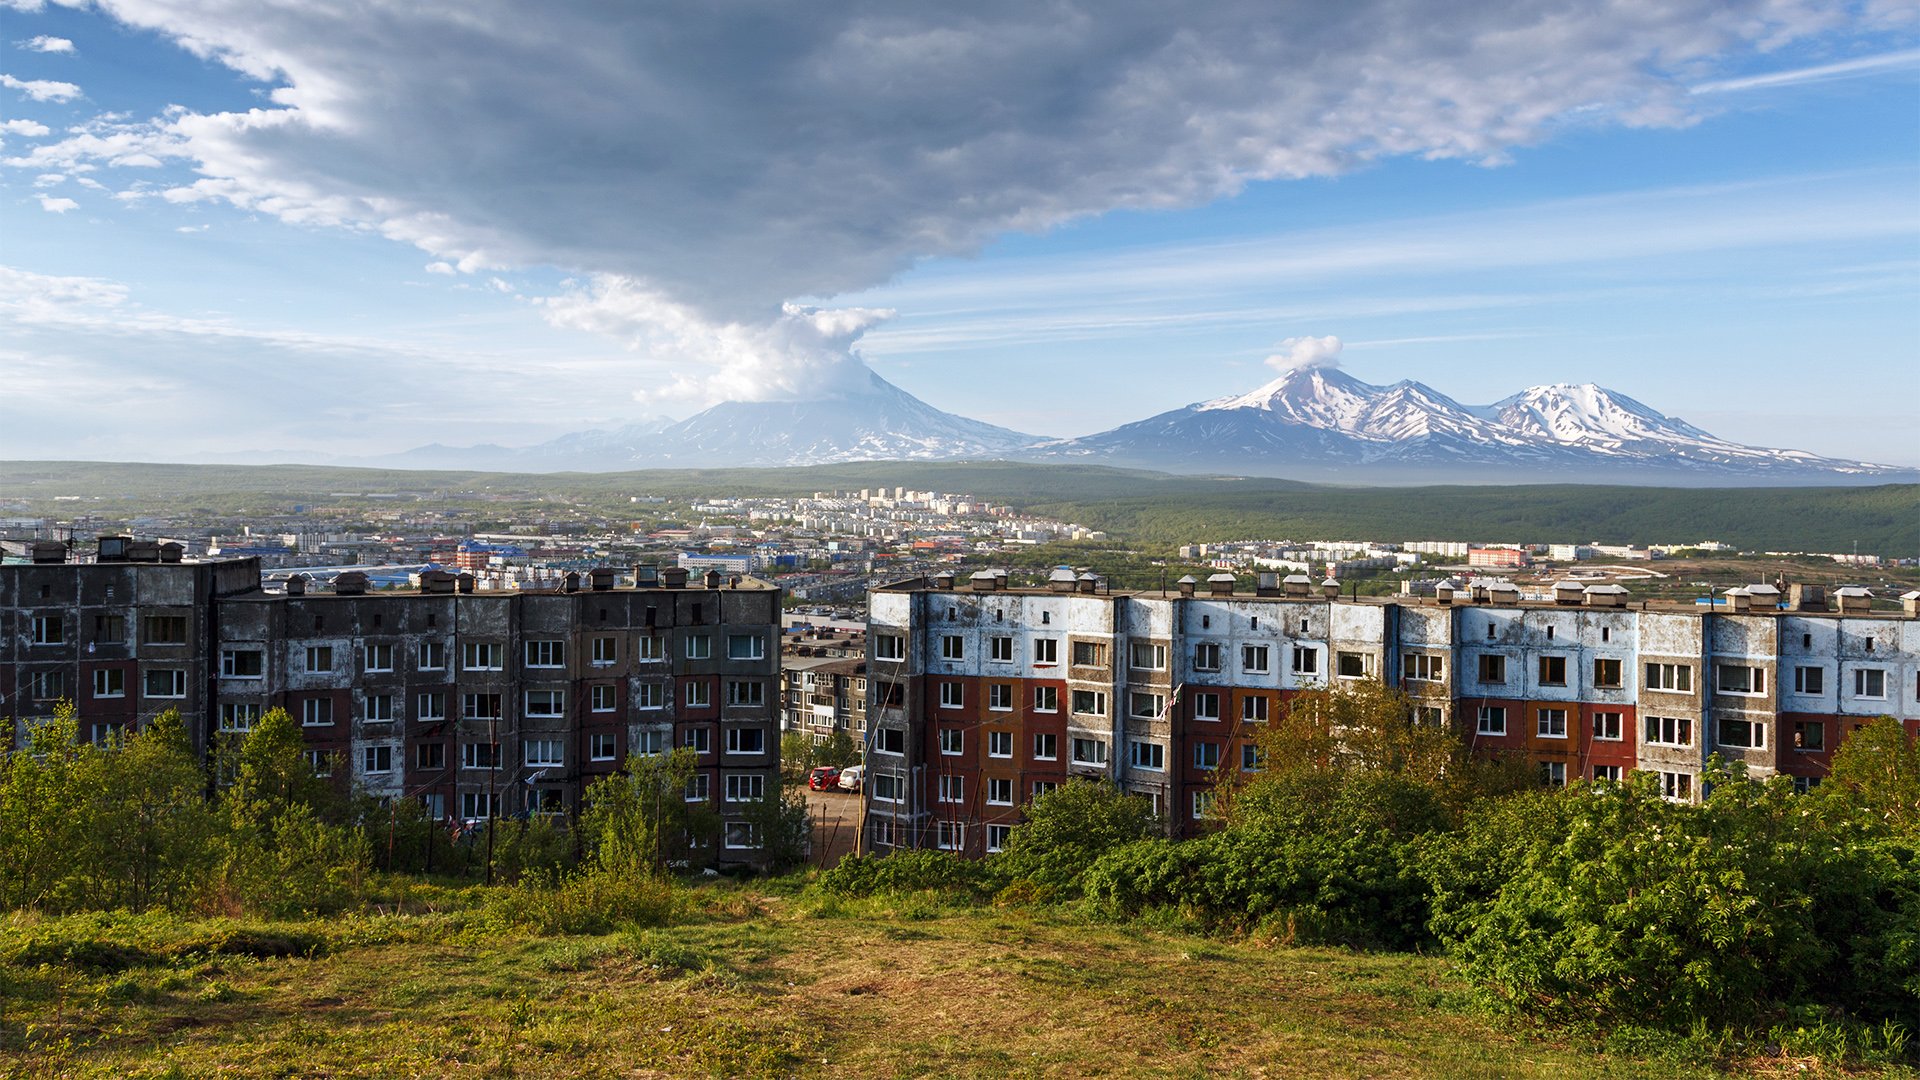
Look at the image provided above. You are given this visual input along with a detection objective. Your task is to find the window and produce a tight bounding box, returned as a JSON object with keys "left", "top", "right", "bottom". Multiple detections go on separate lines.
{"left": 582, "top": 684, "right": 615, "bottom": 713}
{"left": 1033, "top": 685, "right": 1058, "bottom": 712}
{"left": 633, "top": 729, "right": 664, "bottom": 756}
{"left": 1791, "top": 720, "right": 1824, "bottom": 751}
{"left": 1242, "top": 743, "right": 1263, "bottom": 771}
{"left": 143, "top": 615, "right": 188, "bottom": 646}
{"left": 1593, "top": 765, "right": 1622, "bottom": 782}
{"left": 1191, "top": 790, "right": 1217, "bottom": 820}
{"left": 1854, "top": 668, "right": 1888, "bottom": 699}
{"left": 363, "top": 643, "right": 394, "bottom": 672}
{"left": 1646, "top": 663, "right": 1693, "bottom": 693}
{"left": 1645, "top": 715, "right": 1693, "bottom": 747}
{"left": 988, "top": 683, "right": 1013, "bottom": 710}
{"left": 1537, "top": 708, "right": 1567, "bottom": 738}
{"left": 1477, "top": 654, "right": 1506, "bottom": 684}
{"left": 1241, "top": 645, "right": 1270, "bottom": 674}
{"left": 1593, "top": 658, "right": 1622, "bottom": 689}
{"left": 1404, "top": 653, "right": 1444, "bottom": 681}
{"left": 302, "top": 698, "right": 334, "bottom": 727}
{"left": 1659, "top": 771, "right": 1693, "bottom": 802}
{"left": 93, "top": 614, "right": 126, "bottom": 645}
{"left": 874, "top": 635, "right": 905, "bottom": 661}
{"left": 1071, "top": 690, "right": 1107, "bottom": 716}
{"left": 1071, "top": 737, "right": 1107, "bottom": 766}
{"left": 1291, "top": 646, "right": 1318, "bottom": 675}
{"left": 938, "top": 775, "right": 964, "bottom": 804}
{"left": 1792, "top": 776, "right": 1821, "bottom": 795}
{"left": 1193, "top": 642, "right": 1222, "bottom": 671}
{"left": 1593, "top": 711, "right": 1623, "bottom": 741}
{"left": 727, "top": 634, "right": 765, "bottom": 660}
{"left": 988, "top": 731, "right": 1013, "bottom": 757}
{"left": 1718, "top": 717, "right": 1766, "bottom": 749}
{"left": 939, "top": 728, "right": 963, "bottom": 755}
{"left": 144, "top": 668, "right": 186, "bottom": 698}
{"left": 1537, "top": 655, "right": 1567, "bottom": 686}
{"left": 1129, "top": 642, "right": 1166, "bottom": 670}
{"left": 727, "top": 680, "right": 765, "bottom": 707}
{"left": 1193, "top": 742, "right": 1220, "bottom": 770}
{"left": 684, "top": 773, "right": 710, "bottom": 802}
{"left": 636, "top": 636, "right": 664, "bottom": 662}
{"left": 1716, "top": 665, "right": 1766, "bottom": 695}
{"left": 1128, "top": 740, "right": 1164, "bottom": 770}
{"left": 1032, "top": 780, "right": 1058, "bottom": 799}
{"left": 589, "top": 733, "right": 619, "bottom": 761}
{"left": 636, "top": 683, "right": 663, "bottom": 710}
{"left": 524, "top": 690, "right": 566, "bottom": 718}
{"left": 520, "top": 738, "right": 562, "bottom": 767}
{"left": 461, "top": 692, "right": 502, "bottom": 721}
{"left": 362, "top": 745, "right": 394, "bottom": 774}
{"left": 988, "top": 636, "right": 1012, "bottom": 662}
{"left": 685, "top": 635, "right": 711, "bottom": 660}
{"left": 525, "top": 640, "right": 565, "bottom": 668}
{"left": 725, "top": 774, "right": 766, "bottom": 802}
{"left": 1033, "top": 733, "right": 1058, "bottom": 761}
{"left": 942, "top": 635, "right": 966, "bottom": 661}
{"left": 305, "top": 645, "right": 335, "bottom": 673}
{"left": 92, "top": 668, "right": 125, "bottom": 698}
{"left": 684, "top": 727, "right": 710, "bottom": 755}
{"left": 365, "top": 693, "right": 395, "bottom": 723}
{"left": 460, "top": 792, "right": 501, "bottom": 820}
{"left": 419, "top": 641, "right": 446, "bottom": 670}
{"left": 1129, "top": 692, "right": 1165, "bottom": 719}
{"left": 986, "top": 777, "right": 1013, "bottom": 805}
{"left": 1032, "top": 638, "right": 1059, "bottom": 664}
{"left": 306, "top": 750, "right": 333, "bottom": 778}
{"left": 1244, "top": 695, "right": 1273, "bottom": 723}
{"left": 416, "top": 742, "right": 445, "bottom": 769}
{"left": 1476, "top": 706, "right": 1507, "bottom": 736}
{"left": 725, "top": 727, "right": 766, "bottom": 755}
{"left": 1539, "top": 761, "right": 1566, "bottom": 788}
{"left": 875, "top": 727, "right": 905, "bottom": 754}
{"left": 1192, "top": 692, "right": 1221, "bottom": 721}
{"left": 27, "top": 670, "right": 64, "bottom": 701}
{"left": 1793, "top": 666, "right": 1824, "bottom": 695}
{"left": 941, "top": 682, "right": 966, "bottom": 709}
{"left": 30, "top": 614, "right": 65, "bottom": 645}
{"left": 462, "top": 741, "right": 501, "bottom": 769}
{"left": 1337, "top": 651, "right": 1370, "bottom": 678}
{"left": 1072, "top": 641, "right": 1106, "bottom": 666}
{"left": 937, "top": 821, "right": 965, "bottom": 851}
{"left": 461, "top": 641, "right": 502, "bottom": 671}
{"left": 219, "top": 702, "right": 260, "bottom": 731}
{"left": 685, "top": 682, "right": 712, "bottom": 708}
{"left": 591, "top": 636, "right": 618, "bottom": 666}
{"left": 1415, "top": 705, "right": 1445, "bottom": 728}
{"left": 986, "top": 824, "right": 1010, "bottom": 853}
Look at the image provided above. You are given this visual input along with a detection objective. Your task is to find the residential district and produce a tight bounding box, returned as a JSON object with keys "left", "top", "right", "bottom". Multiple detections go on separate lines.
{"left": 2, "top": 491, "right": 1916, "bottom": 865}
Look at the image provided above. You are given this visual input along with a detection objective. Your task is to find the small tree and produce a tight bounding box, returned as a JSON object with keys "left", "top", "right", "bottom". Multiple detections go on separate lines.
{"left": 997, "top": 779, "right": 1159, "bottom": 895}
{"left": 581, "top": 748, "right": 720, "bottom": 875}
{"left": 1823, "top": 716, "right": 1919, "bottom": 839}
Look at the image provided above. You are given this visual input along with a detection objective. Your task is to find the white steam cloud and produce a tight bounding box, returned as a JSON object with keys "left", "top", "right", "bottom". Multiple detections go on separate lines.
{"left": 1266, "top": 335, "right": 1343, "bottom": 372}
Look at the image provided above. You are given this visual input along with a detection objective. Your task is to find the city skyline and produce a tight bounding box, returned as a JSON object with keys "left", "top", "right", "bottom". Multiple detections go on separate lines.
{"left": 1, "top": 2, "right": 1916, "bottom": 466}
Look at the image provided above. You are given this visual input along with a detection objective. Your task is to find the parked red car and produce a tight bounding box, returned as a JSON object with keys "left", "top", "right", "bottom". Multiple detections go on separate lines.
{"left": 807, "top": 766, "right": 841, "bottom": 791}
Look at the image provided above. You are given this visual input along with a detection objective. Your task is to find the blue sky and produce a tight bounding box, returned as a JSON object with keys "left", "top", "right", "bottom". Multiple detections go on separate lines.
{"left": 1, "top": 1, "right": 1916, "bottom": 467}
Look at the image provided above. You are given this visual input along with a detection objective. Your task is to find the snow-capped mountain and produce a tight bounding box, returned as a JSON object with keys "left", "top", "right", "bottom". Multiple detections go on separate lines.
{"left": 1028, "top": 367, "right": 1912, "bottom": 484}
{"left": 388, "top": 370, "right": 1035, "bottom": 470}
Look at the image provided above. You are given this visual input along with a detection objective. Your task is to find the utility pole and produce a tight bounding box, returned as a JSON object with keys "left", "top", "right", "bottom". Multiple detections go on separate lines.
{"left": 485, "top": 713, "right": 498, "bottom": 887}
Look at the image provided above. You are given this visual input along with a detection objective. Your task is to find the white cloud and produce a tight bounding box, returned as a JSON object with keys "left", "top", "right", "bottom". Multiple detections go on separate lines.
{"left": 19, "top": 35, "right": 75, "bottom": 54}
{"left": 0, "top": 117, "right": 50, "bottom": 136}
{"left": 35, "top": 192, "right": 76, "bottom": 212}
{"left": 0, "top": 73, "right": 80, "bottom": 102}
{"left": 19, "top": 0, "right": 1895, "bottom": 405}
{"left": 1693, "top": 47, "right": 1920, "bottom": 93}
{"left": 1265, "top": 335, "right": 1343, "bottom": 373}
{"left": 176, "top": 223, "right": 208, "bottom": 232}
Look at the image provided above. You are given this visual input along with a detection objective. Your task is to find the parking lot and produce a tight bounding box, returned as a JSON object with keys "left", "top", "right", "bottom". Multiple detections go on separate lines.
{"left": 804, "top": 786, "right": 861, "bottom": 868}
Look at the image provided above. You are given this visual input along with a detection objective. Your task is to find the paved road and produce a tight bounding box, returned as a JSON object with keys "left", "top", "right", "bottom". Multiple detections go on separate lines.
{"left": 804, "top": 787, "right": 862, "bottom": 868}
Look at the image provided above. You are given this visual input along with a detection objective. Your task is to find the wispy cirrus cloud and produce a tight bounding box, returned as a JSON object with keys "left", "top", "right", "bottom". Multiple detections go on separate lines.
{"left": 1692, "top": 47, "right": 1920, "bottom": 93}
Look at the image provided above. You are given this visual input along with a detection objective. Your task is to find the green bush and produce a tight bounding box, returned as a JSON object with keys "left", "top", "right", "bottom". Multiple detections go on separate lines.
{"left": 995, "top": 779, "right": 1159, "bottom": 897}
{"left": 816, "top": 851, "right": 996, "bottom": 899}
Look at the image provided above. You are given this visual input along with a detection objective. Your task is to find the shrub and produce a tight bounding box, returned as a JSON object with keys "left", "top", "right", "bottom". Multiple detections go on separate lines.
{"left": 817, "top": 851, "right": 995, "bottom": 899}
{"left": 995, "top": 779, "right": 1159, "bottom": 897}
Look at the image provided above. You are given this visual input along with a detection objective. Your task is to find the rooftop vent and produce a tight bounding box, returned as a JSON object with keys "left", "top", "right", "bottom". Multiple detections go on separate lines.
{"left": 95, "top": 536, "right": 129, "bottom": 562}
{"left": 333, "top": 571, "right": 370, "bottom": 596}
{"left": 970, "top": 570, "right": 999, "bottom": 592}
{"left": 159, "top": 542, "right": 184, "bottom": 564}
{"left": 703, "top": 569, "right": 722, "bottom": 589}
{"left": 1552, "top": 580, "right": 1584, "bottom": 605}
{"left": 29, "top": 540, "right": 68, "bottom": 564}
{"left": 1788, "top": 583, "right": 1827, "bottom": 612}
{"left": 590, "top": 567, "right": 615, "bottom": 591}
{"left": 563, "top": 571, "right": 581, "bottom": 593}
{"left": 1256, "top": 571, "right": 1281, "bottom": 597}
{"left": 286, "top": 573, "right": 309, "bottom": 596}
{"left": 1725, "top": 587, "right": 1752, "bottom": 613}
{"left": 1745, "top": 583, "right": 1781, "bottom": 610}
{"left": 457, "top": 572, "right": 476, "bottom": 594}
{"left": 126, "top": 540, "right": 161, "bottom": 563}
{"left": 930, "top": 572, "right": 955, "bottom": 590}
{"left": 1076, "top": 572, "right": 1098, "bottom": 594}
{"left": 1903, "top": 591, "right": 1919, "bottom": 618}
{"left": 1282, "top": 574, "right": 1313, "bottom": 598}
{"left": 1433, "top": 579, "right": 1456, "bottom": 605}
{"left": 1834, "top": 586, "right": 1873, "bottom": 614}
{"left": 1206, "top": 573, "right": 1237, "bottom": 597}
{"left": 634, "top": 564, "right": 659, "bottom": 587}
{"left": 1583, "top": 584, "right": 1629, "bottom": 608}
{"left": 420, "top": 570, "right": 458, "bottom": 595}
{"left": 1321, "top": 578, "right": 1342, "bottom": 599}
{"left": 1047, "top": 567, "right": 1078, "bottom": 593}
{"left": 661, "top": 566, "right": 689, "bottom": 589}
{"left": 1487, "top": 582, "right": 1520, "bottom": 603}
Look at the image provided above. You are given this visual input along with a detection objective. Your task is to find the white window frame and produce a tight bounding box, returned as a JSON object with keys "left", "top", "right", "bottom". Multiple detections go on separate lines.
{"left": 524, "top": 689, "right": 566, "bottom": 718}
{"left": 987, "top": 730, "right": 1013, "bottom": 758}
{"left": 1032, "top": 685, "right": 1058, "bottom": 713}
{"left": 1033, "top": 732, "right": 1058, "bottom": 761}
{"left": 724, "top": 774, "right": 766, "bottom": 803}
{"left": 1476, "top": 705, "right": 1507, "bottom": 736}
{"left": 1536, "top": 708, "right": 1567, "bottom": 739}
{"left": 589, "top": 732, "right": 619, "bottom": 761}
{"left": 1128, "top": 740, "right": 1164, "bottom": 771}
{"left": 985, "top": 777, "right": 1013, "bottom": 806}
{"left": 1071, "top": 737, "right": 1108, "bottom": 766}
{"left": 727, "top": 634, "right": 765, "bottom": 661}
{"left": 363, "top": 642, "right": 394, "bottom": 673}
{"left": 144, "top": 667, "right": 187, "bottom": 699}
{"left": 940, "top": 682, "right": 966, "bottom": 709}
{"left": 939, "top": 728, "right": 963, "bottom": 756}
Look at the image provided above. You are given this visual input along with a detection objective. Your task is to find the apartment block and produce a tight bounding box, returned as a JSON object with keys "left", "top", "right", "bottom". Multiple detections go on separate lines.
{"left": 2, "top": 546, "right": 783, "bottom": 865}
{"left": 863, "top": 573, "right": 1919, "bottom": 856}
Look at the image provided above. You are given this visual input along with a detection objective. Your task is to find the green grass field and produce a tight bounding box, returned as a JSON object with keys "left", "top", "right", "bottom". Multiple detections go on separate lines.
{"left": 0, "top": 879, "right": 1876, "bottom": 1079}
